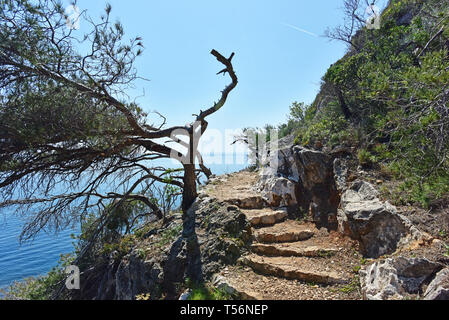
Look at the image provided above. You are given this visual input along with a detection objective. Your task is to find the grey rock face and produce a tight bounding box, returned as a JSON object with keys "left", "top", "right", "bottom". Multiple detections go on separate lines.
{"left": 333, "top": 158, "right": 348, "bottom": 193}
{"left": 360, "top": 257, "right": 442, "bottom": 300}
{"left": 256, "top": 145, "right": 339, "bottom": 229}
{"left": 115, "top": 252, "right": 164, "bottom": 300}
{"left": 161, "top": 198, "right": 251, "bottom": 297}
{"left": 293, "top": 146, "right": 332, "bottom": 187}
{"left": 339, "top": 180, "right": 430, "bottom": 258}
{"left": 424, "top": 268, "right": 449, "bottom": 300}
{"left": 256, "top": 176, "right": 297, "bottom": 207}
{"left": 74, "top": 196, "right": 250, "bottom": 300}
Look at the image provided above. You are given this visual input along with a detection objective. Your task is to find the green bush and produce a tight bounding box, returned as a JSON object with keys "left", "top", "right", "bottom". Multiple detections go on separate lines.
{"left": 290, "top": 0, "right": 449, "bottom": 207}
{"left": 358, "top": 149, "right": 375, "bottom": 167}
{"left": 184, "top": 278, "right": 233, "bottom": 300}
{"left": 294, "top": 102, "right": 351, "bottom": 148}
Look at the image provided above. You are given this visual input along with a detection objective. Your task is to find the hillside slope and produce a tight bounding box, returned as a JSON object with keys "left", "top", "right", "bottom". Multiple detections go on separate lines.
{"left": 278, "top": 0, "right": 449, "bottom": 211}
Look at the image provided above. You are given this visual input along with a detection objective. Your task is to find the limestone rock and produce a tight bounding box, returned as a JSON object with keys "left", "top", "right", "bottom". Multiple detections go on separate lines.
{"left": 360, "top": 257, "right": 442, "bottom": 300}
{"left": 257, "top": 176, "right": 297, "bottom": 207}
{"left": 211, "top": 274, "right": 260, "bottom": 300}
{"left": 293, "top": 146, "right": 332, "bottom": 187}
{"left": 333, "top": 158, "right": 348, "bottom": 192}
{"left": 242, "top": 254, "right": 349, "bottom": 285}
{"left": 341, "top": 180, "right": 379, "bottom": 204}
{"left": 339, "top": 180, "right": 431, "bottom": 258}
{"left": 424, "top": 268, "right": 449, "bottom": 300}
{"left": 242, "top": 208, "right": 288, "bottom": 227}
{"left": 115, "top": 251, "right": 163, "bottom": 300}
{"left": 256, "top": 145, "right": 340, "bottom": 228}
{"left": 212, "top": 275, "right": 238, "bottom": 296}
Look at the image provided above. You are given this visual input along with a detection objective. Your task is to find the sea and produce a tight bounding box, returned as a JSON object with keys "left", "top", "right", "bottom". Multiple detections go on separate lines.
{"left": 0, "top": 154, "right": 249, "bottom": 291}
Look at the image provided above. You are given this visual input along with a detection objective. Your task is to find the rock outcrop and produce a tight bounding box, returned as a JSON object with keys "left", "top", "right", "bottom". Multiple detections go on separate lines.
{"left": 256, "top": 145, "right": 340, "bottom": 229}
{"left": 255, "top": 176, "right": 297, "bottom": 208}
{"left": 115, "top": 251, "right": 164, "bottom": 300}
{"left": 424, "top": 268, "right": 449, "bottom": 300}
{"left": 360, "top": 257, "right": 443, "bottom": 300}
{"left": 333, "top": 158, "right": 348, "bottom": 193}
{"left": 68, "top": 141, "right": 446, "bottom": 301}
{"left": 256, "top": 143, "right": 435, "bottom": 260}
{"left": 338, "top": 180, "right": 432, "bottom": 258}
{"left": 73, "top": 196, "right": 251, "bottom": 300}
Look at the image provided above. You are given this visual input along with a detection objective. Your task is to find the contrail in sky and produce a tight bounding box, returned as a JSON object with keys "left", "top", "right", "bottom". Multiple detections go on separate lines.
{"left": 282, "top": 22, "right": 318, "bottom": 37}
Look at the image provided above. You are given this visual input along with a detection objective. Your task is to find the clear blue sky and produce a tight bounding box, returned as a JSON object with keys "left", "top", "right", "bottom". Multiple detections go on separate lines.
{"left": 71, "top": 0, "right": 372, "bottom": 132}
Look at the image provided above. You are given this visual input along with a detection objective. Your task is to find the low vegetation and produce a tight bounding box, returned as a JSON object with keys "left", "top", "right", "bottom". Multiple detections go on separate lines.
{"left": 184, "top": 278, "right": 234, "bottom": 300}
{"left": 0, "top": 253, "right": 74, "bottom": 300}
{"left": 275, "top": 0, "right": 449, "bottom": 209}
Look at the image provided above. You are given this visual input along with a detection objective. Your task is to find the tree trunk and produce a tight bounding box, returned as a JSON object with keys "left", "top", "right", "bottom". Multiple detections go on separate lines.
{"left": 181, "top": 162, "right": 202, "bottom": 284}
{"left": 181, "top": 163, "right": 197, "bottom": 214}
{"left": 335, "top": 86, "right": 352, "bottom": 120}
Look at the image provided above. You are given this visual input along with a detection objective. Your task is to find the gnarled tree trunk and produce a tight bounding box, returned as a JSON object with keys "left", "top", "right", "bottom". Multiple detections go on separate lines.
{"left": 181, "top": 163, "right": 198, "bottom": 216}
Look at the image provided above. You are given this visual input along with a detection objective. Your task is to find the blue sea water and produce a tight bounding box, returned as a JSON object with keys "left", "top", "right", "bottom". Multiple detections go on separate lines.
{"left": 0, "top": 216, "right": 79, "bottom": 290}
{"left": 0, "top": 155, "right": 248, "bottom": 290}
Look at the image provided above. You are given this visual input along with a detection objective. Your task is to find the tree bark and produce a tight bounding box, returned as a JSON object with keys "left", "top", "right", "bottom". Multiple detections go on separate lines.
{"left": 181, "top": 163, "right": 197, "bottom": 214}
{"left": 181, "top": 162, "right": 202, "bottom": 284}
{"left": 335, "top": 86, "right": 353, "bottom": 120}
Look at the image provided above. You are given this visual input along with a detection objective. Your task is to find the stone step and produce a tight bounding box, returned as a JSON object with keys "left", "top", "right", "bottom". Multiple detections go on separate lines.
{"left": 242, "top": 254, "right": 349, "bottom": 285}
{"left": 253, "top": 220, "right": 315, "bottom": 243}
{"left": 226, "top": 196, "right": 267, "bottom": 210}
{"left": 212, "top": 274, "right": 262, "bottom": 300}
{"left": 251, "top": 242, "right": 339, "bottom": 257}
{"left": 241, "top": 208, "right": 288, "bottom": 227}
{"left": 212, "top": 266, "right": 354, "bottom": 300}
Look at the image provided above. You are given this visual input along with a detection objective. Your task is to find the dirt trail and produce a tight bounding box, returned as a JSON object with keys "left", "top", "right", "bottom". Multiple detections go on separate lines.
{"left": 205, "top": 171, "right": 363, "bottom": 300}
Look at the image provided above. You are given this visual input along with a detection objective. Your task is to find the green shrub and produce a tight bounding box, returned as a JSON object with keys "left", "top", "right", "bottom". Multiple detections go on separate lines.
{"left": 184, "top": 278, "right": 233, "bottom": 301}
{"left": 357, "top": 149, "right": 375, "bottom": 166}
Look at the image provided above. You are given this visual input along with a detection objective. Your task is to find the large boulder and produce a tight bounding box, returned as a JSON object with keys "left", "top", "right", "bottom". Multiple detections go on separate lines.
{"left": 291, "top": 147, "right": 341, "bottom": 227}
{"left": 256, "top": 146, "right": 340, "bottom": 229}
{"left": 360, "top": 257, "right": 442, "bottom": 300}
{"left": 339, "top": 180, "right": 431, "bottom": 258}
{"left": 255, "top": 176, "right": 297, "bottom": 207}
{"left": 424, "top": 268, "right": 449, "bottom": 300}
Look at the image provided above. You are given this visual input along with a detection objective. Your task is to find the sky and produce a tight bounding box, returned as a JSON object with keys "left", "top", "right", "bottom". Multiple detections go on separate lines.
{"left": 66, "top": 0, "right": 386, "bottom": 150}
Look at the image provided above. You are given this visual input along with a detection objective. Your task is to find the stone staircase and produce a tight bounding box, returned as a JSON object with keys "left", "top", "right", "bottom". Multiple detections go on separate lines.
{"left": 207, "top": 171, "right": 362, "bottom": 300}
{"left": 241, "top": 208, "right": 350, "bottom": 285}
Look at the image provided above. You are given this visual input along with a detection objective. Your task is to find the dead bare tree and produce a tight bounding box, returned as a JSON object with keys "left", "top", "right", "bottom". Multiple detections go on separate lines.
{"left": 324, "top": 0, "right": 382, "bottom": 51}
{"left": 0, "top": 1, "right": 238, "bottom": 244}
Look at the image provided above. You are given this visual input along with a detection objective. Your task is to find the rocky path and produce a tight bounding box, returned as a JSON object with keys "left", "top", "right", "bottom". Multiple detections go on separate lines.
{"left": 204, "top": 171, "right": 363, "bottom": 300}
